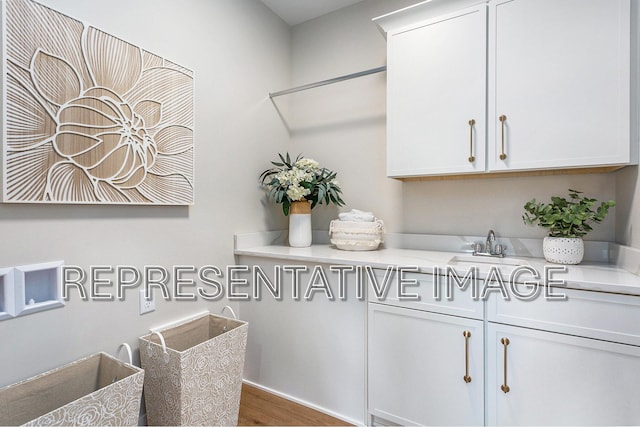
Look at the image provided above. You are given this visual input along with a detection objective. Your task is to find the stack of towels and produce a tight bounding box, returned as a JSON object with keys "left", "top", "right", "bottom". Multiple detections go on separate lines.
{"left": 338, "top": 209, "right": 376, "bottom": 222}
{"left": 329, "top": 209, "right": 385, "bottom": 251}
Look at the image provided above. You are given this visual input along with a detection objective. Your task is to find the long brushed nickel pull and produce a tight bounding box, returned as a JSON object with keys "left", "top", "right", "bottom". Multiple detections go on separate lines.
{"left": 463, "top": 330, "right": 472, "bottom": 383}
{"left": 500, "top": 337, "right": 510, "bottom": 393}
{"left": 499, "top": 115, "right": 507, "bottom": 160}
{"left": 468, "top": 120, "right": 476, "bottom": 163}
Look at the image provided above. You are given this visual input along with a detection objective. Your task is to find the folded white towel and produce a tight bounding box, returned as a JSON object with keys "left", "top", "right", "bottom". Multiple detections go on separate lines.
{"left": 338, "top": 209, "right": 375, "bottom": 222}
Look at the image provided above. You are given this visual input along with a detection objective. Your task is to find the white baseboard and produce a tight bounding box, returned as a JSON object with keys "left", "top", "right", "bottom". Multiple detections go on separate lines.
{"left": 242, "top": 379, "right": 364, "bottom": 427}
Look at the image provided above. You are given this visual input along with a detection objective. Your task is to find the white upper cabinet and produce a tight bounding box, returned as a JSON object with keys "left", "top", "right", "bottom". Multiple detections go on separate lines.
{"left": 386, "top": 5, "right": 487, "bottom": 177}
{"left": 376, "top": 0, "right": 635, "bottom": 178}
{"left": 488, "top": 0, "right": 631, "bottom": 172}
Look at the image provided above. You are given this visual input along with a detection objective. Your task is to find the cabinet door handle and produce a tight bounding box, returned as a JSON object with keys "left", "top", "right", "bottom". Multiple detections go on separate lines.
{"left": 500, "top": 337, "right": 510, "bottom": 393}
{"left": 463, "top": 330, "right": 472, "bottom": 383}
{"left": 499, "top": 115, "right": 507, "bottom": 160}
{"left": 468, "top": 120, "right": 476, "bottom": 163}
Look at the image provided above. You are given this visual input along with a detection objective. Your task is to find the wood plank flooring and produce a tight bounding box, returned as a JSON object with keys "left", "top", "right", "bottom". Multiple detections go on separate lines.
{"left": 238, "top": 383, "right": 352, "bottom": 426}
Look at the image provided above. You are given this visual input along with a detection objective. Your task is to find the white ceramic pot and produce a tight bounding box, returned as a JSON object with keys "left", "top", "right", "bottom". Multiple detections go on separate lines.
{"left": 543, "top": 236, "right": 584, "bottom": 264}
{"left": 288, "top": 201, "right": 312, "bottom": 247}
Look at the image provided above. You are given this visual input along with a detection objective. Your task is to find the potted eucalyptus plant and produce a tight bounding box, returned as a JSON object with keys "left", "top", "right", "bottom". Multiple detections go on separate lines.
{"left": 522, "top": 189, "right": 615, "bottom": 264}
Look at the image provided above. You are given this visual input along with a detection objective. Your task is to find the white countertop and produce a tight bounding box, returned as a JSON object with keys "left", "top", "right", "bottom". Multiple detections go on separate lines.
{"left": 234, "top": 232, "right": 640, "bottom": 297}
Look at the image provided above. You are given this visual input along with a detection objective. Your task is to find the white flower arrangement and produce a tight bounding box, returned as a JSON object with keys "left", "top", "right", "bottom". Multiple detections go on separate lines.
{"left": 260, "top": 153, "right": 345, "bottom": 216}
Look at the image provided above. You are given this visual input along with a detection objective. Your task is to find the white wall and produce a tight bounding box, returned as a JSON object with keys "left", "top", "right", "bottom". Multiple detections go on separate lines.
{"left": 0, "top": 0, "right": 291, "bottom": 387}
{"left": 288, "top": 0, "right": 622, "bottom": 243}
{"left": 616, "top": 167, "right": 640, "bottom": 247}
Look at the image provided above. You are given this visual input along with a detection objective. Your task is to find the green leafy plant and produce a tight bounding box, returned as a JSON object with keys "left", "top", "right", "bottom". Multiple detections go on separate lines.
{"left": 260, "top": 153, "right": 345, "bottom": 216}
{"left": 522, "top": 189, "right": 615, "bottom": 238}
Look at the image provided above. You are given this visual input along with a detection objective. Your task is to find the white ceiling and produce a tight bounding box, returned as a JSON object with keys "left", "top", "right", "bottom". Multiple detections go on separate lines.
{"left": 260, "top": 0, "right": 364, "bottom": 26}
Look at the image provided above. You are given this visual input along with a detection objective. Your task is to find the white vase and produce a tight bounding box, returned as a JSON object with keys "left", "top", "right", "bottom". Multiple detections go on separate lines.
{"left": 288, "top": 201, "right": 312, "bottom": 247}
{"left": 543, "top": 236, "right": 584, "bottom": 264}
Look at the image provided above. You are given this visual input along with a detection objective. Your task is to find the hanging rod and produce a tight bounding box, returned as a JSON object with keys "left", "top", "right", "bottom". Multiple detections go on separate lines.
{"left": 269, "top": 65, "right": 387, "bottom": 98}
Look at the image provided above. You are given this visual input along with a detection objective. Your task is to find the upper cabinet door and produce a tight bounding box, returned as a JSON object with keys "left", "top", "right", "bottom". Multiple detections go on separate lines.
{"left": 386, "top": 5, "right": 487, "bottom": 177}
{"left": 488, "top": 0, "right": 631, "bottom": 172}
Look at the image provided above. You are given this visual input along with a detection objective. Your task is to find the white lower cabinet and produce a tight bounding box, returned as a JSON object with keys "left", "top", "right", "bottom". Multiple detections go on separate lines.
{"left": 487, "top": 288, "right": 640, "bottom": 426}
{"left": 367, "top": 275, "right": 640, "bottom": 426}
{"left": 368, "top": 303, "right": 484, "bottom": 426}
{"left": 487, "top": 322, "right": 640, "bottom": 426}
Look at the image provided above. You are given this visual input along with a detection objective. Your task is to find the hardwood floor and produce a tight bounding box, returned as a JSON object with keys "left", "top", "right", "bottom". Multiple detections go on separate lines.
{"left": 238, "top": 383, "right": 352, "bottom": 426}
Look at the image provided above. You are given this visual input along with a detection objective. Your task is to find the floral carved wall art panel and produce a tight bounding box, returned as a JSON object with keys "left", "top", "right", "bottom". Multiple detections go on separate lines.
{"left": 3, "top": 0, "right": 194, "bottom": 204}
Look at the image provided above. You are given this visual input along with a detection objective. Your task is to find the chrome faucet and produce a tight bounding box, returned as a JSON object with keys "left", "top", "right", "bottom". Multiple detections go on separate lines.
{"left": 473, "top": 229, "right": 505, "bottom": 257}
{"left": 485, "top": 230, "right": 495, "bottom": 254}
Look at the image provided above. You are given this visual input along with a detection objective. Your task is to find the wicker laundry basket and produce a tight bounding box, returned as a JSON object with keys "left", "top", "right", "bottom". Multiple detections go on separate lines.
{"left": 0, "top": 351, "right": 144, "bottom": 426}
{"left": 139, "top": 312, "right": 248, "bottom": 426}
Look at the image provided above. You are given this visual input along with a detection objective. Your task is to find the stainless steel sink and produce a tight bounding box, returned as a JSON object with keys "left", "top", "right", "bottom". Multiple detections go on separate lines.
{"left": 447, "top": 255, "right": 530, "bottom": 268}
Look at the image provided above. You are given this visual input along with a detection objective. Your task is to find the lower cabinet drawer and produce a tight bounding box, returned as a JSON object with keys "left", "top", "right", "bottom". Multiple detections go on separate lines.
{"left": 488, "top": 286, "right": 640, "bottom": 346}
{"left": 367, "top": 268, "right": 484, "bottom": 320}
